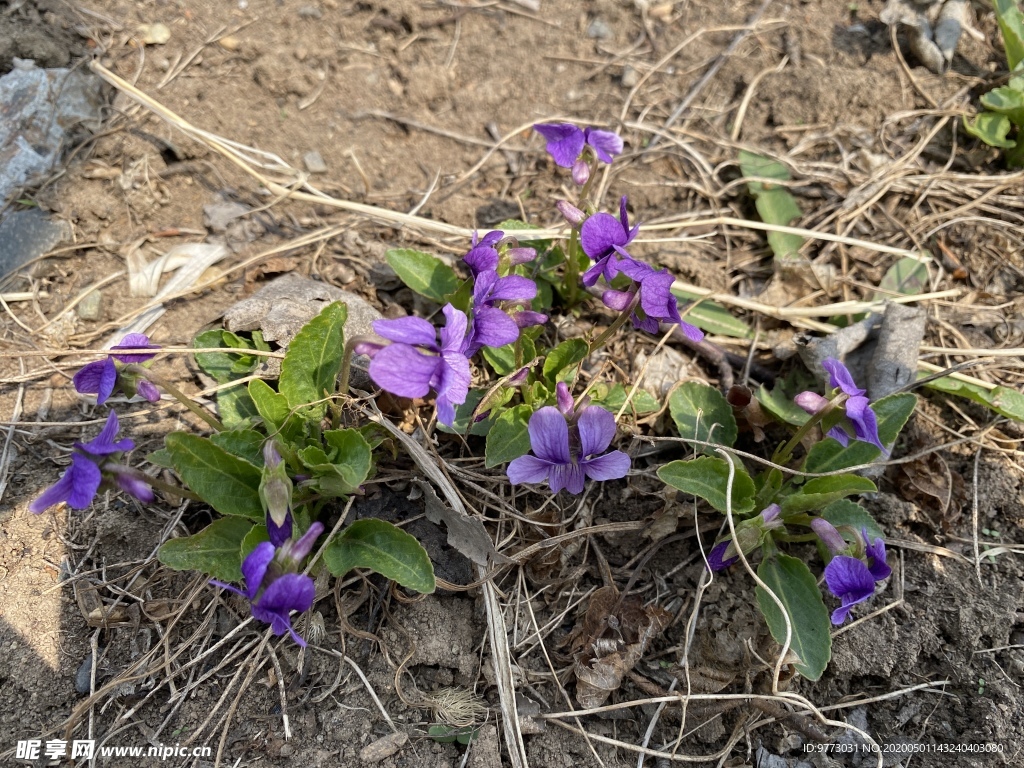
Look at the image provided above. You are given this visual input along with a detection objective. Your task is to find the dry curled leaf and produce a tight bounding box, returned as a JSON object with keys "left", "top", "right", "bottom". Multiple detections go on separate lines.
{"left": 571, "top": 586, "right": 672, "bottom": 708}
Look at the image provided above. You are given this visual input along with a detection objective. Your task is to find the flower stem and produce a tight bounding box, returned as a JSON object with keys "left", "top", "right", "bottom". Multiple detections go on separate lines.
{"left": 565, "top": 228, "right": 582, "bottom": 307}
{"left": 772, "top": 393, "right": 849, "bottom": 466}
{"left": 588, "top": 288, "right": 641, "bottom": 354}
{"left": 128, "top": 365, "right": 224, "bottom": 432}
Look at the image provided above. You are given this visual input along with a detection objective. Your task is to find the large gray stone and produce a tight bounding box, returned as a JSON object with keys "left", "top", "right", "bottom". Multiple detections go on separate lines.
{"left": 223, "top": 273, "right": 380, "bottom": 384}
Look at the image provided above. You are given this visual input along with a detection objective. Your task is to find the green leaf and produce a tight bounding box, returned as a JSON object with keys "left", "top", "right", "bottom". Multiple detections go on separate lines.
{"left": 924, "top": 376, "right": 1024, "bottom": 422}
{"left": 482, "top": 343, "right": 516, "bottom": 376}
{"left": 820, "top": 499, "right": 884, "bottom": 541}
{"left": 323, "top": 519, "right": 435, "bottom": 593}
{"left": 241, "top": 523, "right": 270, "bottom": 560}
{"left": 981, "top": 85, "right": 1024, "bottom": 126}
{"left": 754, "top": 468, "right": 784, "bottom": 511}
{"left": 802, "top": 392, "right": 916, "bottom": 473}
{"left": 755, "top": 555, "right": 832, "bottom": 680}
{"left": 670, "top": 288, "right": 752, "bottom": 338}
{"left": 658, "top": 456, "right": 756, "bottom": 514}
{"left": 739, "top": 150, "right": 805, "bottom": 261}
{"left": 484, "top": 404, "right": 533, "bottom": 468}
{"left": 147, "top": 448, "right": 175, "bottom": 469}
{"left": 210, "top": 429, "right": 266, "bottom": 466}
{"left": 995, "top": 0, "right": 1024, "bottom": 70}
{"left": 158, "top": 517, "right": 253, "bottom": 582}
{"left": 756, "top": 383, "right": 811, "bottom": 427}
{"left": 248, "top": 378, "right": 299, "bottom": 439}
{"left": 591, "top": 383, "right": 661, "bottom": 415}
{"left": 780, "top": 474, "right": 877, "bottom": 515}
{"left": 875, "top": 257, "right": 930, "bottom": 298}
{"left": 963, "top": 112, "right": 1017, "bottom": 149}
{"left": 279, "top": 302, "right": 347, "bottom": 419}
{"left": 385, "top": 248, "right": 459, "bottom": 302}
{"left": 542, "top": 338, "right": 589, "bottom": 383}
{"left": 165, "top": 433, "right": 263, "bottom": 519}
{"left": 193, "top": 330, "right": 260, "bottom": 383}
{"left": 669, "top": 381, "right": 738, "bottom": 452}
{"left": 217, "top": 382, "right": 259, "bottom": 429}
{"left": 323, "top": 429, "right": 373, "bottom": 490}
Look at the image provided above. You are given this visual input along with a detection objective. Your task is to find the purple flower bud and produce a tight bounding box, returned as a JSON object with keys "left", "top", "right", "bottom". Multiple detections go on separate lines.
{"left": 506, "top": 247, "right": 537, "bottom": 266}
{"left": 794, "top": 391, "right": 829, "bottom": 415}
{"left": 811, "top": 518, "right": 847, "bottom": 554}
{"left": 556, "top": 382, "right": 574, "bottom": 417}
{"left": 507, "top": 366, "right": 531, "bottom": 387}
{"left": 556, "top": 200, "right": 586, "bottom": 227}
{"left": 760, "top": 503, "right": 782, "bottom": 527}
{"left": 263, "top": 441, "right": 282, "bottom": 468}
{"left": 706, "top": 541, "right": 739, "bottom": 571}
{"left": 135, "top": 379, "right": 161, "bottom": 403}
{"left": 572, "top": 158, "right": 590, "bottom": 186}
{"left": 280, "top": 521, "right": 325, "bottom": 567}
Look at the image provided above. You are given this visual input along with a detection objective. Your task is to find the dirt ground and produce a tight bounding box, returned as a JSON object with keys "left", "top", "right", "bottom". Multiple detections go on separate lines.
{"left": 1, "top": 0, "right": 1023, "bottom": 766}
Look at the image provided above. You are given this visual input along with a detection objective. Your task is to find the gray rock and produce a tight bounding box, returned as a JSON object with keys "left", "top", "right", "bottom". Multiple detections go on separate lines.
{"left": 0, "top": 207, "right": 71, "bottom": 278}
{"left": 635, "top": 345, "right": 691, "bottom": 398}
{"left": 0, "top": 60, "right": 104, "bottom": 204}
{"left": 303, "top": 150, "right": 328, "bottom": 174}
{"left": 76, "top": 289, "right": 103, "bottom": 320}
{"left": 587, "top": 18, "right": 613, "bottom": 40}
{"left": 223, "top": 273, "right": 380, "bottom": 385}
{"left": 620, "top": 65, "right": 639, "bottom": 88}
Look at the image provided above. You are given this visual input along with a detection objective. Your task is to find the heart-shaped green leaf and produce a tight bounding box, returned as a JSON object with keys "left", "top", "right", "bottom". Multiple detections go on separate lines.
{"left": 658, "top": 456, "right": 756, "bottom": 515}
{"left": 386, "top": 248, "right": 459, "bottom": 303}
{"left": 484, "top": 404, "right": 533, "bottom": 468}
{"left": 165, "top": 433, "right": 263, "bottom": 519}
{"left": 159, "top": 517, "right": 254, "bottom": 582}
{"left": 542, "top": 338, "right": 588, "bottom": 383}
{"left": 820, "top": 499, "right": 884, "bottom": 541}
{"left": 669, "top": 381, "right": 738, "bottom": 452}
{"left": 323, "top": 519, "right": 435, "bottom": 594}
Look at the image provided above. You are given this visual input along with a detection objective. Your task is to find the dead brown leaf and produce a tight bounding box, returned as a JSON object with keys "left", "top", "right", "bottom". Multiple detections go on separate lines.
{"left": 571, "top": 586, "right": 672, "bottom": 708}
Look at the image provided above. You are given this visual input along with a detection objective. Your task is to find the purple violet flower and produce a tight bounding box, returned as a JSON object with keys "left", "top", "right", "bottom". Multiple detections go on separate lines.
{"left": 211, "top": 521, "right": 323, "bottom": 646}
{"left": 464, "top": 231, "right": 503, "bottom": 276}
{"left": 366, "top": 304, "right": 472, "bottom": 427}
{"left": 813, "top": 519, "right": 891, "bottom": 624}
{"left": 534, "top": 123, "right": 623, "bottom": 168}
{"left": 463, "top": 269, "right": 540, "bottom": 357}
{"left": 507, "top": 405, "right": 629, "bottom": 494}
{"left": 579, "top": 196, "right": 639, "bottom": 286}
{"left": 30, "top": 411, "right": 154, "bottom": 513}
{"left": 73, "top": 333, "right": 160, "bottom": 405}
{"left": 603, "top": 259, "right": 704, "bottom": 341}
{"left": 823, "top": 556, "right": 876, "bottom": 624}
{"left": 796, "top": 358, "right": 886, "bottom": 455}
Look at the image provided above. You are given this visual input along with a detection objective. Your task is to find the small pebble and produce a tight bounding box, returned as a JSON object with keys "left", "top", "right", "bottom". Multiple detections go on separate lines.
{"left": 218, "top": 36, "right": 241, "bottom": 51}
{"left": 75, "top": 653, "right": 95, "bottom": 694}
{"left": 359, "top": 732, "right": 408, "bottom": 763}
{"left": 303, "top": 151, "right": 328, "bottom": 174}
{"left": 297, "top": 5, "right": 323, "bottom": 19}
{"left": 587, "top": 18, "right": 613, "bottom": 39}
{"left": 137, "top": 22, "right": 171, "bottom": 45}
{"left": 76, "top": 289, "right": 103, "bottom": 320}
{"left": 620, "top": 65, "right": 639, "bottom": 88}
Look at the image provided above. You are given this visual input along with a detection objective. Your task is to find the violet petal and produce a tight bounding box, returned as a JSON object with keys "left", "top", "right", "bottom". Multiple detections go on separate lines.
{"left": 527, "top": 407, "right": 572, "bottom": 464}
{"left": 371, "top": 316, "right": 438, "bottom": 347}
{"left": 577, "top": 406, "right": 616, "bottom": 457}
{"left": 73, "top": 359, "right": 117, "bottom": 405}
{"left": 368, "top": 344, "right": 439, "bottom": 399}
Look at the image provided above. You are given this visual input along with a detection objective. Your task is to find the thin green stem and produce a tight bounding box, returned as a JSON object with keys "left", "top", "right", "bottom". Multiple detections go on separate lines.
{"left": 588, "top": 289, "right": 641, "bottom": 354}
{"left": 565, "top": 228, "right": 581, "bottom": 307}
{"left": 128, "top": 365, "right": 224, "bottom": 432}
{"left": 772, "top": 393, "right": 848, "bottom": 467}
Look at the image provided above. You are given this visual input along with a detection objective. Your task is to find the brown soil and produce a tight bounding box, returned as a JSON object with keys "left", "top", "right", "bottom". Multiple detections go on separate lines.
{"left": 1, "top": 0, "right": 1022, "bottom": 767}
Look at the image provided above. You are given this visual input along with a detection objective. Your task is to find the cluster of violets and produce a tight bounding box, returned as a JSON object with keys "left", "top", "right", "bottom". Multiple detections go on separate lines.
{"left": 708, "top": 358, "right": 891, "bottom": 624}
{"left": 31, "top": 335, "right": 161, "bottom": 514}
{"left": 358, "top": 123, "right": 701, "bottom": 494}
